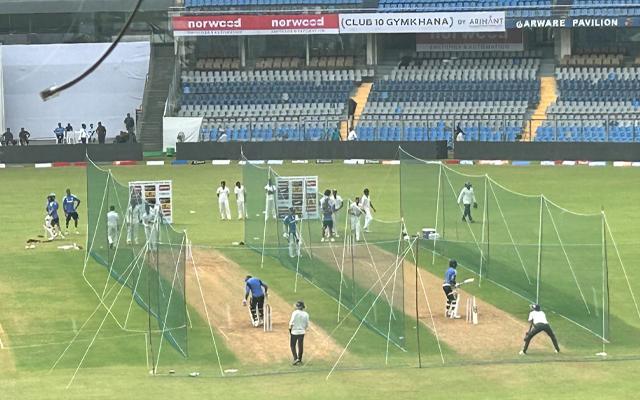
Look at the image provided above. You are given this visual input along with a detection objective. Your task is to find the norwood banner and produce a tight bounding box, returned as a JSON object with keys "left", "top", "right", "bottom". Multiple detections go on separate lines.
{"left": 416, "top": 31, "right": 523, "bottom": 52}
{"left": 172, "top": 14, "right": 339, "bottom": 36}
{"left": 339, "top": 12, "right": 506, "bottom": 34}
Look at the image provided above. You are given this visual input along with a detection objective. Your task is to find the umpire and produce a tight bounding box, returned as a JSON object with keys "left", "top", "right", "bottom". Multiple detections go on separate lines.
{"left": 520, "top": 304, "right": 560, "bottom": 355}
{"left": 243, "top": 275, "right": 268, "bottom": 327}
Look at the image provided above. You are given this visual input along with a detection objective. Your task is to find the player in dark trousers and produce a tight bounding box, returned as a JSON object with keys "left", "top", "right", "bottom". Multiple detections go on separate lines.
{"left": 442, "top": 259, "right": 461, "bottom": 318}
{"left": 46, "top": 193, "right": 61, "bottom": 231}
{"left": 457, "top": 182, "right": 477, "bottom": 223}
{"left": 520, "top": 304, "right": 560, "bottom": 354}
{"left": 289, "top": 300, "right": 309, "bottom": 366}
{"left": 62, "top": 188, "right": 81, "bottom": 234}
{"left": 243, "top": 275, "right": 268, "bottom": 327}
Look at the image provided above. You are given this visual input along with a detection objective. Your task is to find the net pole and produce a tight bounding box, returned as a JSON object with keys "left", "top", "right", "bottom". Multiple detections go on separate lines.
{"left": 483, "top": 176, "right": 489, "bottom": 282}
{"left": 401, "top": 228, "right": 406, "bottom": 331}
{"left": 440, "top": 164, "right": 446, "bottom": 241}
{"left": 306, "top": 216, "right": 314, "bottom": 259}
{"left": 414, "top": 236, "right": 422, "bottom": 368}
{"left": 146, "top": 242, "right": 156, "bottom": 375}
{"left": 154, "top": 221, "right": 161, "bottom": 370}
{"left": 536, "top": 196, "right": 544, "bottom": 304}
{"left": 106, "top": 172, "right": 111, "bottom": 268}
{"left": 259, "top": 167, "right": 271, "bottom": 269}
{"left": 293, "top": 229, "right": 301, "bottom": 293}
{"left": 183, "top": 231, "right": 189, "bottom": 354}
{"left": 337, "top": 200, "right": 351, "bottom": 322}
{"left": 432, "top": 161, "right": 442, "bottom": 265}
{"left": 601, "top": 208, "right": 607, "bottom": 354}
{"left": 351, "top": 228, "right": 356, "bottom": 305}
{"left": 479, "top": 175, "right": 488, "bottom": 286}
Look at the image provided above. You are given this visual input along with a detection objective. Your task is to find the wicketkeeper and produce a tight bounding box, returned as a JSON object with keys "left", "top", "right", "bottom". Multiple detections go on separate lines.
{"left": 520, "top": 304, "right": 560, "bottom": 355}
{"left": 243, "top": 275, "right": 269, "bottom": 327}
{"left": 442, "top": 259, "right": 461, "bottom": 318}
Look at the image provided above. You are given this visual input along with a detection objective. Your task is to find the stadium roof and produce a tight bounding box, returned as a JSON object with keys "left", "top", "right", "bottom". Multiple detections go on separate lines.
{"left": 0, "top": 0, "right": 175, "bottom": 13}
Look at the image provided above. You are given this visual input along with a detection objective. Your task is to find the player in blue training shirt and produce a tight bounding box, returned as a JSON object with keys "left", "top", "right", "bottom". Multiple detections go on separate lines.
{"left": 53, "top": 123, "right": 65, "bottom": 144}
{"left": 283, "top": 207, "right": 301, "bottom": 258}
{"left": 243, "top": 275, "right": 269, "bottom": 327}
{"left": 442, "top": 259, "right": 461, "bottom": 318}
{"left": 62, "top": 188, "right": 81, "bottom": 234}
{"left": 46, "top": 193, "right": 60, "bottom": 231}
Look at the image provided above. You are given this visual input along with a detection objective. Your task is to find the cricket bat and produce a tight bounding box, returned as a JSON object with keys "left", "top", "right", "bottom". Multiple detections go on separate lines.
{"left": 456, "top": 278, "right": 475, "bottom": 287}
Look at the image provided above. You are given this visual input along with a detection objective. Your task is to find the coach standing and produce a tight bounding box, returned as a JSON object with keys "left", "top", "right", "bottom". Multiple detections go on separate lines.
{"left": 520, "top": 304, "right": 560, "bottom": 355}
{"left": 243, "top": 275, "right": 268, "bottom": 327}
{"left": 96, "top": 122, "right": 107, "bottom": 144}
{"left": 289, "top": 300, "right": 309, "bottom": 366}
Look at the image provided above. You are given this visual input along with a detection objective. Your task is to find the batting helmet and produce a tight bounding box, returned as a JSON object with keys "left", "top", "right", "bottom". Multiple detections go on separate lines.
{"left": 530, "top": 304, "right": 541, "bottom": 311}
{"left": 449, "top": 259, "right": 458, "bottom": 268}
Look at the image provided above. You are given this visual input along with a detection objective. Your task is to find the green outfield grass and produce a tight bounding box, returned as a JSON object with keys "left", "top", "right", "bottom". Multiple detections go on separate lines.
{"left": 1, "top": 162, "right": 640, "bottom": 399}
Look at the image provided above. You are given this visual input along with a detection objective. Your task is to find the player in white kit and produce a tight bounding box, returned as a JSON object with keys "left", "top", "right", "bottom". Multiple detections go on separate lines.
{"left": 106, "top": 205, "right": 120, "bottom": 249}
{"left": 126, "top": 187, "right": 144, "bottom": 245}
{"left": 349, "top": 197, "right": 364, "bottom": 241}
{"left": 216, "top": 181, "right": 231, "bottom": 220}
{"left": 234, "top": 181, "right": 247, "bottom": 219}
{"left": 331, "top": 190, "right": 343, "bottom": 238}
{"left": 264, "top": 178, "right": 277, "bottom": 219}
{"left": 142, "top": 203, "right": 159, "bottom": 252}
{"left": 361, "top": 188, "right": 376, "bottom": 232}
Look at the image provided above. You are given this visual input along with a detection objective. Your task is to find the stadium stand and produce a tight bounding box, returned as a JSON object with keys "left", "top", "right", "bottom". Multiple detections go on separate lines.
{"left": 358, "top": 52, "right": 541, "bottom": 142}
{"left": 178, "top": 64, "right": 373, "bottom": 141}
{"left": 184, "top": 0, "right": 363, "bottom": 8}
{"left": 195, "top": 58, "right": 241, "bottom": 70}
{"left": 377, "top": 0, "right": 553, "bottom": 17}
{"left": 570, "top": 1, "right": 640, "bottom": 17}
{"left": 536, "top": 61, "right": 640, "bottom": 143}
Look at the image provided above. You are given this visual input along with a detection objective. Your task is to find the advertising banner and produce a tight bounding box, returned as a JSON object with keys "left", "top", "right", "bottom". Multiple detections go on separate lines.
{"left": 339, "top": 12, "right": 506, "bottom": 34}
{"left": 275, "top": 176, "right": 319, "bottom": 219}
{"left": 508, "top": 16, "right": 638, "bottom": 29}
{"left": 172, "top": 14, "right": 339, "bottom": 36}
{"left": 129, "top": 180, "right": 174, "bottom": 224}
{"left": 416, "top": 30, "right": 523, "bottom": 52}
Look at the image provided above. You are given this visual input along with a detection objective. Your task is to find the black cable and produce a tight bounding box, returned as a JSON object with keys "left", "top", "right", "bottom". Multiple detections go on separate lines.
{"left": 40, "top": 0, "right": 145, "bottom": 101}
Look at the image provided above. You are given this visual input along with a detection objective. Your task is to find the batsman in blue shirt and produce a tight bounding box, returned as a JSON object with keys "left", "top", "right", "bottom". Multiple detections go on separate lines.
{"left": 443, "top": 259, "right": 461, "bottom": 318}
{"left": 243, "top": 275, "right": 268, "bottom": 327}
{"left": 283, "top": 207, "right": 301, "bottom": 258}
{"left": 46, "top": 193, "right": 60, "bottom": 229}
{"left": 62, "top": 188, "right": 81, "bottom": 234}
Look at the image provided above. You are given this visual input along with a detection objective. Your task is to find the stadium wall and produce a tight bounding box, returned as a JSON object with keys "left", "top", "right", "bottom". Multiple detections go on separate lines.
{"left": 176, "top": 141, "right": 448, "bottom": 160}
{"left": 454, "top": 142, "right": 640, "bottom": 161}
{"left": 0, "top": 143, "right": 143, "bottom": 163}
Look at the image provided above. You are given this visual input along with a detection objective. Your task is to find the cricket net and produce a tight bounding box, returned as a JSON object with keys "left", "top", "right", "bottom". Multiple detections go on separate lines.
{"left": 399, "top": 148, "right": 610, "bottom": 346}
{"left": 243, "top": 161, "right": 420, "bottom": 368}
{"left": 86, "top": 159, "right": 188, "bottom": 369}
